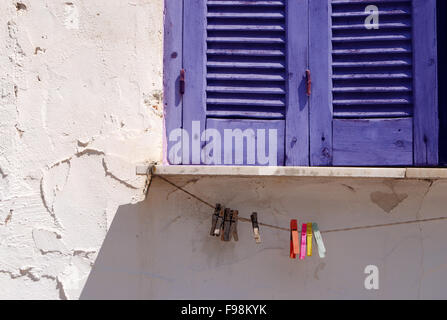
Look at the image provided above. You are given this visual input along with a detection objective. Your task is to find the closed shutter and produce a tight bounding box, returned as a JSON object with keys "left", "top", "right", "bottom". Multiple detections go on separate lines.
{"left": 310, "top": 0, "right": 438, "bottom": 167}
{"left": 179, "top": 0, "right": 309, "bottom": 166}
{"left": 206, "top": 0, "right": 287, "bottom": 165}
{"left": 206, "top": 0, "right": 287, "bottom": 120}
{"left": 166, "top": 0, "right": 437, "bottom": 166}
{"left": 332, "top": 0, "right": 414, "bottom": 166}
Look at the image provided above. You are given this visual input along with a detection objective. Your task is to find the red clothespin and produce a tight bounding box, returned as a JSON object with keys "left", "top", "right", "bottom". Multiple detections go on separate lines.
{"left": 290, "top": 220, "right": 299, "bottom": 259}
{"left": 299, "top": 223, "right": 307, "bottom": 260}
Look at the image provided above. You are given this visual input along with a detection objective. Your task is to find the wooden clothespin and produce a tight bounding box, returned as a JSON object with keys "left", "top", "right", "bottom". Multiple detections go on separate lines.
{"left": 290, "top": 220, "right": 299, "bottom": 259}
{"left": 229, "top": 210, "right": 239, "bottom": 241}
{"left": 210, "top": 204, "right": 221, "bottom": 236}
{"left": 214, "top": 206, "right": 225, "bottom": 236}
{"left": 312, "top": 223, "right": 326, "bottom": 258}
{"left": 306, "top": 223, "right": 313, "bottom": 256}
{"left": 222, "top": 208, "right": 232, "bottom": 241}
{"left": 299, "top": 223, "right": 307, "bottom": 260}
{"left": 250, "top": 212, "right": 261, "bottom": 244}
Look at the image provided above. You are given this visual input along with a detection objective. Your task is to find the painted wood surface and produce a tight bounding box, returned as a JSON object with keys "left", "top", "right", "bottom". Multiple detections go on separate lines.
{"left": 333, "top": 118, "right": 413, "bottom": 166}
{"left": 206, "top": 0, "right": 287, "bottom": 120}
{"left": 164, "top": 0, "right": 440, "bottom": 167}
{"left": 183, "top": 0, "right": 207, "bottom": 164}
{"left": 163, "top": 0, "right": 183, "bottom": 164}
{"left": 309, "top": 0, "right": 333, "bottom": 166}
{"left": 330, "top": 0, "right": 415, "bottom": 120}
{"left": 285, "top": 0, "right": 309, "bottom": 166}
{"left": 199, "top": 0, "right": 292, "bottom": 166}
{"left": 438, "top": 0, "right": 447, "bottom": 166}
{"left": 413, "top": 0, "right": 439, "bottom": 166}
{"left": 327, "top": 0, "right": 438, "bottom": 167}
{"left": 206, "top": 118, "right": 285, "bottom": 166}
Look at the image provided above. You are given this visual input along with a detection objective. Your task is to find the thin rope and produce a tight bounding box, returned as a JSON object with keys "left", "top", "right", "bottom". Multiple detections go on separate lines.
{"left": 154, "top": 175, "right": 447, "bottom": 234}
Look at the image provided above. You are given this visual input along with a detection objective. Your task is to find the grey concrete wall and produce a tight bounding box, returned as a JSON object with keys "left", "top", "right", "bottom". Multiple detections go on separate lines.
{"left": 81, "top": 176, "right": 447, "bottom": 299}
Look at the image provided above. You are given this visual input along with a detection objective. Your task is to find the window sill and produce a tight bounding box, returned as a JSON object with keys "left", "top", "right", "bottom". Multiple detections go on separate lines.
{"left": 136, "top": 165, "right": 447, "bottom": 180}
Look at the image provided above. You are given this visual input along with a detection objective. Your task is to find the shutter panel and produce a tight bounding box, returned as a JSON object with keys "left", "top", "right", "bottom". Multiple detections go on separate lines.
{"left": 309, "top": 0, "right": 438, "bottom": 166}
{"left": 206, "top": 0, "right": 287, "bottom": 120}
{"left": 332, "top": 0, "right": 414, "bottom": 166}
{"left": 332, "top": 0, "right": 414, "bottom": 119}
{"left": 412, "top": 0, "right": 438, "bottom": 166}
{"left": 205, "top": 0, "right": 287, "bottom": 165}
{"left": 311, "top": 0, "right": 438, "bottom": 167}
{"left": 181, "top": 0, "right": 309, "bottom": 166}
{"left": 164, "top": 0, "right": 184, "bottom": 165}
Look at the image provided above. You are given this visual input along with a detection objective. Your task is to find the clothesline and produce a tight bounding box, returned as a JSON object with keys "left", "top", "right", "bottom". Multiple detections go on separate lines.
{"left": 148, "top": 173, "right": 447, "bottom": 234}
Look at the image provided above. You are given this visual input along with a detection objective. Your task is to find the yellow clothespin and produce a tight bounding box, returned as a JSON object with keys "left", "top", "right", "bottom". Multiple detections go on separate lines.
{"left": 306, "top": 223, "right": 313, "bottom": 256}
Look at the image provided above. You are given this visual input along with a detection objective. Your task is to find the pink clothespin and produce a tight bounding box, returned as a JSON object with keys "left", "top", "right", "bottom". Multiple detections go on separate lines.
{"left": 299, "top": 223, "right": 307, "bottom": 260}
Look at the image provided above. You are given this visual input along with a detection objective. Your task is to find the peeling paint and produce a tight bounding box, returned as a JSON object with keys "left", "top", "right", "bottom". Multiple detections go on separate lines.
{"left": 64, "top": 3, "right": 79, "bottom": 30}
{"left": 32, "top": 228, "right": 67, "bottom": 255}
{"left": 370, "top": 181, "right": 409, "bottom": 213}
{"left": 370, "top": 191, "right": 408, "bottom": 214}
{"left": 15, "top": 3, "right": 27, "bottom": 11}
{"left": 314, "top": 262, "right": 326, "bottom": 280}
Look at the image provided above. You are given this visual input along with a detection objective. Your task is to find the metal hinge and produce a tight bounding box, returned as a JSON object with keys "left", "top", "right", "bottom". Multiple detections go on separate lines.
{"left": 180, "top": 69, "right": 185, "bottom": 95}
{"left": 306, "top": 69, "right": 311, "bottom": 96}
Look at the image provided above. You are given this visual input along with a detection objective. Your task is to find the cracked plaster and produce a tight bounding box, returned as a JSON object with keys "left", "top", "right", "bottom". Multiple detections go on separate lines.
{"left": 0, "top": 0, "right": 163, "bottom": 299}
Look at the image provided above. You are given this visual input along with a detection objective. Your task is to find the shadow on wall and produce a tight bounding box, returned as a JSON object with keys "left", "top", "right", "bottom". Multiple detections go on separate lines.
{"left": 80, "top": 200, "right": 148, "bottom": 299}
{"left": 80, "top": 176, "right": 447, "bottom": 299}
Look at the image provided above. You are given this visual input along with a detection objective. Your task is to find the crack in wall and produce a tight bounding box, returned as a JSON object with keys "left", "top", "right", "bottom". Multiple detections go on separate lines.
{"left": 39, "top": 176, "right": 63, "bottom": 228}
{"left": 39, "top": 148, "right": 107, "bottom": 229}
{"left": 414, "top": 180, "right": 434, "bottom": 299}
{"left": 102, "top": 158, "right": 138, "bottom": 190}
{"left": 4, "top": 209, "right": 13, "bottom": 225}
{"left": 41, "top": 275, "right": 68, "bottom": 300}
{"left": 0, "top": 267, "right": 40, "bottom": 282}
{"left": 0, "top": 167, "right": 7, "bottom": 178}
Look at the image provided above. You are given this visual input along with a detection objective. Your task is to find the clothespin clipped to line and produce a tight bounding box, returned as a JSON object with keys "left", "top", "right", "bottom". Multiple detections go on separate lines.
{"left": 229, "top": 210, "right": 239, "bottom": 241}
{"left": 211, "top": 204, "right": 238, "bottom": 242}
{"left": 290, "top": 220, "right": 326, "bottom": 260}
{"left": 222, "top": 208, "right": 232, "bottom": 241}
{"left": 210, "top": 204, "right": 221, "bottom": 236}
{"left": 307, "top": 223, "right": 313, "bottom": 257}
{"left": 313, "top": 223, "right": 326, "bottom": 258}
{"left": 299, "top": 223, "right": 307, "bottom": 260}
{"left": 290, "top": 219, "right": 299, "bottom": 259}
{"left": 212, "top": 204, "right": 225, "bottom": 236}
{"left": 223, "top": 208, "right": 239, "bottom": 242}
{"left": 251, "top": 212, "right": 261, "bottom": 244}
{"left": 210, "top": 206, "right": 326, "bottom": 257}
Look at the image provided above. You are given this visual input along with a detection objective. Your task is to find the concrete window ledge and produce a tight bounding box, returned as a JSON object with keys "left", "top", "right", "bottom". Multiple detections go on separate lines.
{"left": 136, "top": 165, "right": 447, "bottom": 180}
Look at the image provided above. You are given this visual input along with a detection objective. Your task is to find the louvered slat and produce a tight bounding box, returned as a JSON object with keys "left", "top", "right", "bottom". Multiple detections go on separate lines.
{"left": 331, "top": 0, "right": 414, "bottom": 118}
{"left": 206, "top": 0, "right": 286, "bottom": 119}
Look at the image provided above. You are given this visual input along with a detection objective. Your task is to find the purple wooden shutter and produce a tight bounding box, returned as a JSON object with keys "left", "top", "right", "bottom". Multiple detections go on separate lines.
{"left": 180, "top": 0, "right": 309, "bottom": 166}
{"left": 310, "top": 0, "right": 438, "bottom": 167}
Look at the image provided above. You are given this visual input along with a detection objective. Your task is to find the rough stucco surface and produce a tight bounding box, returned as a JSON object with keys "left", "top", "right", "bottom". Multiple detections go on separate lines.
{"left": 0, "top": 0, "right": 163, "bottom": 299}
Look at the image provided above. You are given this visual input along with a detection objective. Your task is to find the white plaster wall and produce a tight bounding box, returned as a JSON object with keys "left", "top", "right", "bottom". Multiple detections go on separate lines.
{"left": 0, "top": 0, "right": 164, "bottom": 299}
